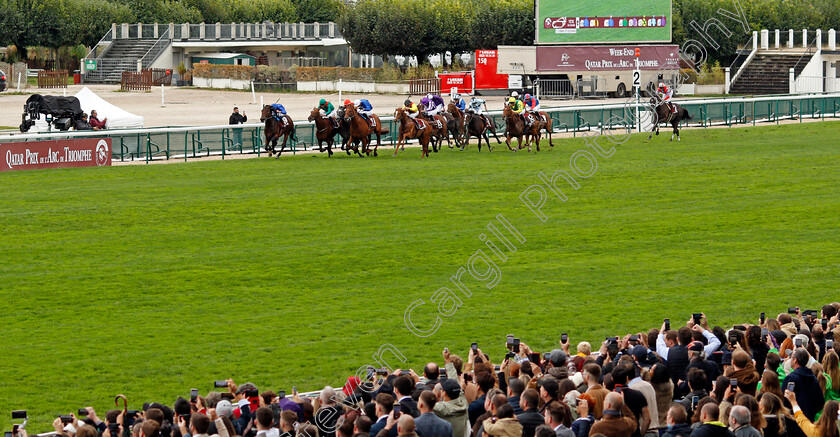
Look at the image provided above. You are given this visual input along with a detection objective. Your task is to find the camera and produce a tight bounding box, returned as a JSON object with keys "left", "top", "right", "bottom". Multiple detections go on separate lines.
{"left": 730, "top": 378, "right": 738, "bottom": 388}
{"left": 506, "top": 335, "right": 514, "bottom": 349}
{"left": 190, "top": 388, "right": 199, "bottom": 402}
{"left": 108, "top": 423, "right": 120, "bottom": 436}
{"left": 795, "top": 338, "right": 803, "bottom": 348}
{"left": 392, "top": 404, "right": 401, "bottom": 419}
{"left": 59, "top": 415, "right": 73, "bottom": 425}
{"left": 214, "top": 381, "right": 229, "bottom": 388}
{"left": 78, "top": 409, "right": 89, "bottom": 416}
{"left": 471, "top": 343, "right": 478, "bottom": 353}
{"left": 729, "top": 334, "right": 738, "bottom": 346}
{"left": 761, "top": 328, "right": 768, "bottom": 342}
{"left": 629, "top": 335, "right": 639, "bottom": 343}
{"left": 375, "top": 368, "right": 389, "bottom": 376}
{"left": 788, "top": 307, "right": 798, "bottom": 314}
{"left": 692, "top": 313, "right": 702, "bottom": 324}
{"left": 787, "top": 382, "right": 795, "bottom": 391}
{"left": 11, "top": 412, "right": 27, "bottom": 420}
{"left": 513, "top": 338, "right": 520, "bottom": 353}
{"left": 560, "top": 333, "right": 568, "bottom": 343}
{"left": 664, "top": 318, "right": 670, "bottom": 331}
{"left": 614, "top": 384, "right": 623, "bottom": 394}
{"left": 827, "top": 339, "right": 834, "bottom": 348}
{"left": 760, "top": 312, "right": 765, "bottom": 324}
{"left": 277, "top": 391, "right": 286, "bottom": 398}
{"left": 505, "top": 351, "right": 516, "bottom": 359}
{"left": 245, "top": 389, "right": 259, "bottom": 397}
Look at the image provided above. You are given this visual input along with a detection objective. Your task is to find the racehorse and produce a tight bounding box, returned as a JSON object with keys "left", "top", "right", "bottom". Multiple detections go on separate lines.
{"left": 502, "top": 105, "right": 541, "bottom": 152}
{"left": 523, "top": 111, "right": 555, "bottom": 148}
{"left": 647, "top": 97, "right": 692, "bottom": 141}
{"left": 260, "top": 105, "right": 296, "bottom": 157}
{"left": 419, "top": 111, "right": 451, "bottom": 152}
{"left": 308, "top": 107, "right": 343, "bottom": 157}
{"left": 446, "top": 103, "right": 465, "bottom": 148}
{"left": 463, "top": 109, "right": 502, "bottom": 152}
{"left": 345, "top": 103, "right": 388, "bottom": 157}
{"left": 393, "top": 107, "right": 433, "bottom": 158}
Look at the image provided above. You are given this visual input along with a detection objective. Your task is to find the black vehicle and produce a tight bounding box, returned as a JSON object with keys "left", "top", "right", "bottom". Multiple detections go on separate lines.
{"left": 20, "top": 94, "right": 83, "bottom": 132}
{"left": 0, "top": 70, "right": 6, "bottom": 92}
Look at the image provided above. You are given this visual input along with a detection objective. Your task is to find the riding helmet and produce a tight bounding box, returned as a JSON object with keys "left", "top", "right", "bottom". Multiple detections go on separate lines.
{"left": 404, "top": 99, "right": 411, "bottom": 106}
{"left": 319, "top": 98, "right": 326, "bottom": 106}
{"left": 344, "top": 99, "right": 352, "bottom": 106}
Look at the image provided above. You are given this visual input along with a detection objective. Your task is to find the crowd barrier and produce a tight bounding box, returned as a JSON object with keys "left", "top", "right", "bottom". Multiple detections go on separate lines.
{"left": 1, "top": 94, "right": 838, "bottom": 164}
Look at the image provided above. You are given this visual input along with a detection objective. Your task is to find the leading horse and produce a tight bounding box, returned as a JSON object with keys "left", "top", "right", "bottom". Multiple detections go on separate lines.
{"left": 648, "top": 97, "right": 692, "bottom": 141}
{"left": 260, "top": 105, "right": 296, "bottom": 157}
{"left": 502, "top": 105, "right": 541, "bottom": 152}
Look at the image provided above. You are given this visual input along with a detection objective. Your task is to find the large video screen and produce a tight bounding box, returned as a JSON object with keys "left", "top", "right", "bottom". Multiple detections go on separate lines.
{"left": 536, "top": 0, "right": 671, "bottom": 44}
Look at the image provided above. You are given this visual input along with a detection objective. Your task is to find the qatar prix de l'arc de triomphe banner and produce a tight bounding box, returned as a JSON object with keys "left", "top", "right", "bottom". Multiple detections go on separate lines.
{"left": 537, "top": 0, "right": 672, "bottom": 44}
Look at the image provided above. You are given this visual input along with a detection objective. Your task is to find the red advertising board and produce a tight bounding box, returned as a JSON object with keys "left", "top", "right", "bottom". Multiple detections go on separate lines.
{"left": 438, "top": 71, "right": 473, "bottom": 94}
{"left": 536, "top": 45, "right": 679, "bottom": 71}
{"left": 475, "top": 50, "right": 509, "bottom": 90}
{"left": 1, "top": 138, "right": 112, "bottom": 172}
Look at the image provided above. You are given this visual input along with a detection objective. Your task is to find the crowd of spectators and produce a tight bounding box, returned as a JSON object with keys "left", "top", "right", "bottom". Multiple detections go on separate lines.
{"left": 10, "top": 304, "right": 840, "bottom": 437}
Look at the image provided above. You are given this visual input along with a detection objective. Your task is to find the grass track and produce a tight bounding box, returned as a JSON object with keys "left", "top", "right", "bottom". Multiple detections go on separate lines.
{"left": 1, "top": 122, "right": 839, "bottom": 430}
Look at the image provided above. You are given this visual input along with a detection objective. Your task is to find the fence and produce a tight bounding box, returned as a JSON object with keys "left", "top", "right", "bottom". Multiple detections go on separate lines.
{"left": 122, "top": 69, "right": 171, "bottom": 91}
{"left": 1, "top": 94, "right": 838, "bottom": 164}
{"left": 408, "top": 78, "right": 440, "bottom": 95}
{"left": 536, "top": 78, "right": 573, "bottom": 99}
{"left": 37, "top": 70, "right": 68, "bottom": 88}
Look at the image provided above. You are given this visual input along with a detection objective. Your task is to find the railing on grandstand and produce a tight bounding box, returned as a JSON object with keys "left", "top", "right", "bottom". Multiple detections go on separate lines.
{"left": 116, "top": 22, "right": 342, "bottom": 41}
{"left": 0, "top": 94, "right": 838, "bottom": 164}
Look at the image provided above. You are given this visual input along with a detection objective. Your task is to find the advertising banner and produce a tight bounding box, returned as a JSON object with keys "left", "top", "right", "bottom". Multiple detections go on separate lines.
{"left": 439, "top": 72, "right": 474, "bottom": 94}
{"left": 475, "top": 50, "right": 509, "bottom": 90}
{"left": 1, "top": 138, "right": 112, "bottom": 172}
{"left": 536, "top": 0, "right": 671, "bottom": 44}
{"left": 536, "top": 45, "right": 679, "bottom": 71}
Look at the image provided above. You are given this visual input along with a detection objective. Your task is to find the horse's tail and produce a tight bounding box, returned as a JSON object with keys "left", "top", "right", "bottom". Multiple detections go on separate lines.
{"left": 291, "top": 126, "right": 298, "bottom": 142}
{"left": 683, "top": 109, "right": 692, "bottom": 120}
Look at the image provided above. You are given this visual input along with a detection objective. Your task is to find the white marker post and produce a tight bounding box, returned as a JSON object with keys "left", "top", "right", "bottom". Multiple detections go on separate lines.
{"left": 251, "top": 80, "right": 256, "bottom": 104}
{"left": 161, "top": 84, "right": 165, "bottom": 107}
{"left": 633, "top": 48, "right": 641, "bottom": 132}
{"left": 17, "top": 72, "right": 21, "bottom": 92}
{"left": 338, "top": 79, "right": 342, "bottom": 103}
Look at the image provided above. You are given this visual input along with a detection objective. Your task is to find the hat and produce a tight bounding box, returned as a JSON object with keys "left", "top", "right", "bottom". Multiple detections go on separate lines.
{"left": 343, "top": 376, "right": 360, "bottom": 396}
{"left": 549, "top": 349, "right": 567, "bottom": 366}
{"left": 319, "top": 98, "right": 326, "bottom": 105}
{"left": 216, "top": 400, "right": 233, "bottom": 418}
{"left": 441, "top": 378, "right": 461, "bottom": 399}
{"left": 344, "top": 99, "right": 352, "bottom": 106}
{"left": 688, "top": 341, "right": 704, "bottom": 353}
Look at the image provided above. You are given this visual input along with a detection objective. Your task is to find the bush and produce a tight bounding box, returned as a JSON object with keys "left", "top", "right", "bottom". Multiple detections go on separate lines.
{"left": 255, "top": 65, "right": 295, "bottom": 83}
{"left": 191, "top": 64, "right": 255, "bottom": 80}
{"left": 294, "top": 65, "right": 437, "bottom": 82}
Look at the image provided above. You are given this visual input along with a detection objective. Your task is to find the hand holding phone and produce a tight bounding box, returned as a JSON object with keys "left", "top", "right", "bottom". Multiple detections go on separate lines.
{"left": 560, "top": 333, "right": 568, "bottom": 344}
{"left": 190, "top": 388, "right": 199, "bottom": 403}
{"left": 664, "top": 318, "right": 670, "bottom": 331}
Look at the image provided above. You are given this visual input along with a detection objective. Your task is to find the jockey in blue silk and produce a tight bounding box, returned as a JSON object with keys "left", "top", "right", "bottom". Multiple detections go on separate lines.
{"left": 522, "top": 93, "right": 540, "bottom": 126}
{"left": 452, "top": 93, "right": 467, "bottom": 112}
{"left": 270, "top": 104, "right": 289, "bottom": 125}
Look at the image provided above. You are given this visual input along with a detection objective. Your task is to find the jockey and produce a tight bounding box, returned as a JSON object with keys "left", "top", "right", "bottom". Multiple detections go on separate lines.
{"left": 424, "top": 94, "right": 445, "bottom": 117}
{"left": 507, "top": 96, "right": 524, "bottom": 115}
{"left": 657, "top": 82, "right": 676, "bottom": 113}
{"left": 319, "top": 98, "right": 337, "bottom": 127}
{"left": 522, "top": 93, "right": 540, "bottom": 126}
{"left": 468, "top": 97, "right": 491, "bottom": 129}
{"left": 354, "top": 99, "right": 374, "bottom": 119}
{"left": 270, "top": 103, "right": 289, "bottom": 125}
{"left": 452, "top": 93, "right": 467, "bottom": 112}
{"left": 402, "top": 99, "right": 419, "bottom": 119}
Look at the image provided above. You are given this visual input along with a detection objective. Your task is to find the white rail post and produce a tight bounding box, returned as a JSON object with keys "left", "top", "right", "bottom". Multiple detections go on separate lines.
{"left": 830, "top": 29, "right": 836, "bottom": 51}
{"left": 789, "top": 68, "right": 795, "bottom": 94}
{"left": 338, "top": 78, "right": 342, "bottom": 102}
{"left": 761, "top": 29, "right": 768, "bottom": 49}
{"left": 161, "top": 84, "right": 165, "bottom": 107}
{"left": 775, "top": 29, "right": 780, "bottom": 49}
{"left": 725, "top": 67, "right": 731, "bottom": 94}
{"left": 251, "top": 80, "right": 256, "bottom": 104}
{"left": 788, "top": 29, "right": 794, "bottom": 49}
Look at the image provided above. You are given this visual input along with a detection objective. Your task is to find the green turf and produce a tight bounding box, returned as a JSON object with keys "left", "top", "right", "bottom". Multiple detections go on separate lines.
{"left": 1, "top": 122, "right": 839, "bottom": 430}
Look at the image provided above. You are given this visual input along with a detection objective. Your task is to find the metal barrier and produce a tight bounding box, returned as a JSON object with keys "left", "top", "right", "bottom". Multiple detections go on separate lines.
{"left": 1, "top": 94, "right": 838, "bottom": 164}
{"left": 37, "top": 70, "right": 68, "bottom": 88}
{"left": 536, "top": 78, "right": 573, "bottom": 99}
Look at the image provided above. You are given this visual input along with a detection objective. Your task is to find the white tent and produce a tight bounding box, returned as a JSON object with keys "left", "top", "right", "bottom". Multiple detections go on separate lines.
{"left": 74, "top": 86, "right": 144, "bottom": 129}
{"left": 30, "top": 87, "right": 144, "bottom": 132}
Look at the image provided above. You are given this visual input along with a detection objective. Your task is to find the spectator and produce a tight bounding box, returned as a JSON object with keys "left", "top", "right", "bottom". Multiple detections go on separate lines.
{"left": 371, "top": 394, "right": 397, "bottom": 437}
{"left": 680, "top": 368, "right": 709, "bottom": 415}
{"left": 392, "top": 376, "right": 420, "bottom": 418}
{"left": 569, "top": 393, "right": 594, "bottom": 437}
{"left": 314, "top": 387, "right": 343, "bottom": 437}
{"left": 656, "top": 322, "right": 692, "bottom": 386}
{"left": 764, "top": 352, "right": 786, "bottom": 386}
{"left": 782, "top": 349, "right": 824, "bottom": 421}
{"left": 375, "top": 414, "right": 418, "bottom": 437}
{"left": 279, "top": 411, "right": 296, "bottom": 437}
{"left": 822, "top": 349, "right": 840, "bottom": 400}
{"left": 472, "top": 391, "right": 504, "bottom": 437}
{"left": 89, "top": 110, "right": 107, "bottom": 130}
{"left": 142, "top": 420, "right": 162, "bottom": 437}
{"left": 253, "top": 407, "right": 279, "bottom": 437}
{"left": 649, "top": 364, "right": 673, "bottom": 426}
{"left": 432, "top": 351, "right": 468, "bottom": 437}
{"left": 544, "top": 349, "right": 569, "bottom": 381}
{"left": 75, "top": 113, "right": 93, "bottom": 130}
{"left": 298, "top": 424, "right": 319, "bottom": 437}
{"left": 354, "top": 416, "right": 373, "bottom": 437}
{"left": 542, "top": 402, "right": 573, "bottom": 437}
{"left": 682, "top": 341, "right": 720, "bottom": 395}
{"left": 660, "top": 405, "right": 692, "bottom": 437}
{"left": 482, "top": 404, "right": 522, "bottom": 437}
{"left": 757, "top": 393, "right": 800, "bottom": 437}
{"left": 507, "top": 379, "right": 525, "bottom": 415}
{"left": 728, "top": 406, "right": 761, "bottom": 437}
{"left": 582, "top": 364, "right": 609, "bottom": 420}
{"left": 623, "top": 360, "right": 659, "bottom": 429}
{"left": 784, "top": 391, "right": 839, "bottom": 437}
{"left": 608, "top": 362, "right": 650, "bottom": 437}
{"left": 725, "top": 351, "right": 761, "bottom": 396}
{"left": 229, "top": 107, "right": 247, "bottom": 125}
{"left": 470, "top": 371, "right": 495, "bottom": 426}
{"left": 734, "top": 395, "right": 765, "bottom": 433}
{"left": 533, "top": 425, "right": 555, "bottom": 437}
{"left": 758, "top": 370, "right": 785, "bottom": 402}
{"left": 415, "top": 391, "right": 453, "bottom": 437}
{"left": 690, "top": 403, "right": 734, "bottom": 437}
{"left": 515, "top": 389, "right": 543, "bottom": 437}
{"left": 587, "top": 393, "right": 636, "bottom": 437}
{"left": 420, "top": 363, "right": 441, "bottom": 390}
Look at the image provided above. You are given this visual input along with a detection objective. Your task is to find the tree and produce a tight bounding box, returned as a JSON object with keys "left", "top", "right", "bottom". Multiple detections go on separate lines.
{"left": 292, "top": 0, "right": 341, "bottom": 23}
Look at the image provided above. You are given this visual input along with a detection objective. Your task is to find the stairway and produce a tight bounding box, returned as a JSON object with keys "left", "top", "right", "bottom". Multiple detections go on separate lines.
{"left": 729, "top": 53, "right": 810, "bottom": 95}
{"left": 85, "top": 39, "right": 159, "bottom": 83}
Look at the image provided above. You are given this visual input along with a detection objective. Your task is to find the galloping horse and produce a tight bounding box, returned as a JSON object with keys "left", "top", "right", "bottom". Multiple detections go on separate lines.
{"left": 308, "top": 107, "right": 343, "bottom": 157}
{"left": 260, "top": 105, "right": 296, "bottom": 157}
{"left": 463, "top": 109, "right": 502, "bottom": 152}
{"left": 445, "top": 103, "right": 465, "bottom": 148}
{"left": 345, "top": 103, "right": 388, "bottom": 157}
{"left": 393, "top": 107, "right": 433, "bottom": 158}
{"left": 523, "top": 111, "right": 555, "bottom": 148}
{"left": 502, "top": 105, "right": 541, "bottom": 152}
{"left": 419, "top": 111, "right": 451, "bottom": 152}
{"left": 647, "top": 97, "right": 692, "bottom": 141}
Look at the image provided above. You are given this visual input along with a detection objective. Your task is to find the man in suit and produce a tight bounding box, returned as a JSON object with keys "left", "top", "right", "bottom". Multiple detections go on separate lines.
{"left": 506, "top": 379, "right": 524, "bottom": 415}
{"left": 469, "top": 371, "right": 494, "bottom": 426}
{"left": 374, "top": 415, "right": 419, "bottom": 437}
{"left": 782, "top": 348, "right": 825, "bottom": 421}
{"left": 394, "top": 376, "right": 420, "bottom": 418}
{"left": 515, "top": 389, "right": 543, "bottom": 437}
{"left": 370, "top": 394, "right": 398, "bottom": 437}
{"left": 415, "top": 391, "right": 453, "bottom": 437}
{"left": 588, "top": 393, "right": 637, "bottom": 437}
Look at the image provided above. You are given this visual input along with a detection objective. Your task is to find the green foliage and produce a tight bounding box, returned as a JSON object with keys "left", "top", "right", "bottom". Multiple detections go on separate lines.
{"left": 292, "top": 0, "right": 341, "bottom": 23}
{"left": 255, "top": 65, "right": 295, "bottom": 82}
{"left": 292, "top": 65, "right": 436, "bottom": 82}
{"left": 191, "top": 63, "right": 255, "bottom": 80}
